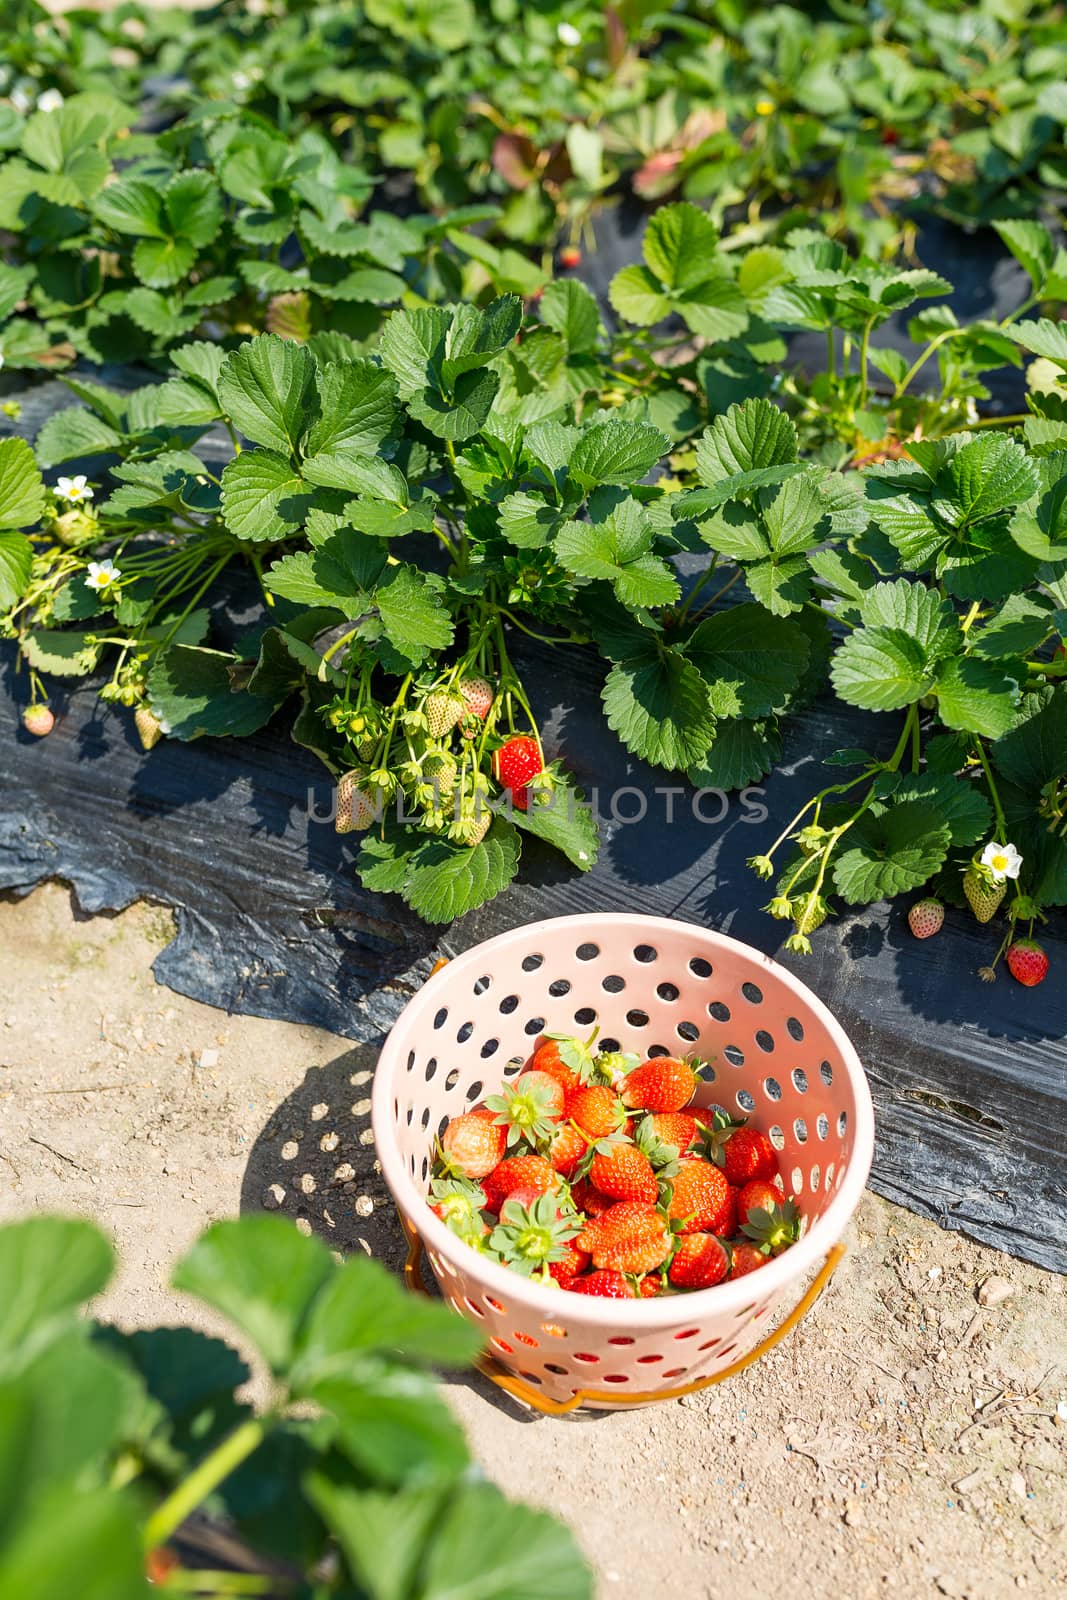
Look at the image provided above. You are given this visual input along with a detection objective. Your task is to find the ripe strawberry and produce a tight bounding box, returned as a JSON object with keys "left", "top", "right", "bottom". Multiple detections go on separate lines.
{"left": 565, "top": 1269, "right": 633, "bottom": 1297}
{"left": 484, "top": 1072, "right": 565, "bottom": 1147}
{"left": 1005, "top": 938, "right": 1049, "bottom": 987}
{"left": 621, "top": 1055, "right": 698, "bottom": 1113}
{"left": 492, "top": 734, "right": 542, "bottom": 808}
{"left": 548, "top": 1239, "right": 591, "bottom": 1286}
{"left": 530, "top": 1030, "right": 598, "bottom": 1091}
{"left": 963, "top": 863, "right": 1006, "bottom": 923}
{"left": 22, "top": 704, "right": 54, "bottom": 737}
{"left": 569, "top": 1177, "right": 615, "bottom": 1217}
{"left": 146, "top": 1546, "right": 180, "bottom": 1583}
{"left": 458, "top": 677, "right": 494, "bottom": 720}
{"left": 636, "top": 1274, "right": 661, "bottom": 1298}
{"left": 721, "top": 1127, "right": 778, "bottom": 1187}
{"left": 588, "top": 1139, "right": 658, "bottom": 1204}
{"left": 669, "top": 1233, "right": 731, "bottom": 1289}
{"left": 880, "top": 126, "right": 900, "bottom": 146}
{"left": 423, "top": 691, "right": 465, "bottom": 738}
{"left": 577, "top": 1201, "right": 672, "bottom": 1274}
{"left": 566, "top": 1084, "right": 630, "bottom": 1139}
{"left": 440, "top": 1109, "right": 507, "bottom": 1180}
{"left": 482, "top": 1153, "right": 558, "bottom": 1213}
{"left": 335, "top": 769, "right": 377, "bottom": 833}
{"left": 559, "top": 246, "right": 582, "bottom": 269}
{"left": 707, "top": 1182, "right": 738, "bottom": 1238}
{"left": 644, "top": 1112, "right": 702, "bottom": 1156}
{"left": 729, "top": 1241, "right": 770, "bottom": 1278}
{"left": 908, "top": 897, "right": 944, "bottom": 939}
{"left": 736, "top": 1178, "right": 785, "bottom": 1223}
{"left": 135, "top": 705, "right": 163, "bottom": 751}
{"left": 548, "top": 1120, "right": 588, "bottom": 1177}
{"left": 664, "top": 1157, "right": 731, "bottom": 1235}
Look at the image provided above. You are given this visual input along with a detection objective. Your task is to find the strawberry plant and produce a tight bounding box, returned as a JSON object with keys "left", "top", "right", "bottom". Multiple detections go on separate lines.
{"left": 0, "top": 1212, "right": 590, "bottom": 1597}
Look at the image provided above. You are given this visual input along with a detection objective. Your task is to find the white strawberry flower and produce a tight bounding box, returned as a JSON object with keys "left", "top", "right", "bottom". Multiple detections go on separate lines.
{"left": 980, "top": 841, "right": 1022, "bottom": 882}
{"left": 37, "top": 89, "right": 64, "bottom": 113}
{"left": 232, "top": 71, "right": 253, "bottom": 92}
{"left": 557, "top": 22, "right": 582, "bottom": 47}
{"left": 85, "top": 558, "right": 121, "bottom": 592}
{"left": 55, "top": 474, "right": 93, "bottom": 504}
{"left": 10, "top": 85, "right": 33, "bottom": 115}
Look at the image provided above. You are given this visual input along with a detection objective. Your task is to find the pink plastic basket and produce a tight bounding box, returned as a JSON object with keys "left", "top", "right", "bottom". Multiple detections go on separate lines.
{"left": 372, "top": 913, "right": 874, "bottom": 1412}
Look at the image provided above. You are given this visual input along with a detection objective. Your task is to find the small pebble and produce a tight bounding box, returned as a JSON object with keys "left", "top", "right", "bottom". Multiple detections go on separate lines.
{"left": 197, "top": 1048, "right": 219, "bottom": 1069}
{"left": 281, "top": 1140, "right": 299, "bottom": 1160}
{"left": 355, "top": 1195, "right": 374, "bottom": 1217}
{"left": 319, "top": 1131, "right": 340, "bottom": 1152}
{"left": 311, "top": 1102, "right": 329, "bottom": 1121}
{"left": 977, "top": 1275, "right": 1013, "bottom": 1307}
{"left": 299, "top": 1172, "right": 317, "bottom": 1194}
{"left": 334, "top": 1162, "right": 356, "bottom": 1184}
{"left": 263, "top": 1183, "right": 286, "bottom": 1209}
{"left": 295, "top": 1217, "right": 312, "bottom": 1236}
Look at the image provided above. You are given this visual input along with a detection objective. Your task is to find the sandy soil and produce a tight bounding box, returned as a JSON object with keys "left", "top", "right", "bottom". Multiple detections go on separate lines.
{"left": 1, "top": 881, "right": 1064, "bottom": 1600}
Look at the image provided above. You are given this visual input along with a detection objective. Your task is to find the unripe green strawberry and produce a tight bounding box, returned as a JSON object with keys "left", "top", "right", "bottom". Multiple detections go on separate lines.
{"left": 335, "top": 770, "right": 378, "bottom": 833}
{"left": 134, "top": 705, "right": 163, "bottom": 751}
{"left": 22, "top": 704, "right": 54, "bottom": 737}
{"left": 423, "top": 691, "right": 464, "bottom": 738}
{"left": 794, "top": 895, "right": 828, "bottom": 936}
{"left": 458, "top": 677, "right": 494, "bottom": 720}
{"left": 450, "top": 806, "right": 491, "bottom": 847}
{"left": 907, "top": 897, "right": 943, "bottom": 939}
{"left": 422, "top": 749, "right": 458, "bottom": 796}
{"left": 963, "top": 864, "right": 1005, "bottom": 923}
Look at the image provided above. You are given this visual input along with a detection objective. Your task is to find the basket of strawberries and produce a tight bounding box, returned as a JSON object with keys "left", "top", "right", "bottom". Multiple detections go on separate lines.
{"left": 371, "top": 914, "right": 874, "bottom": 1411}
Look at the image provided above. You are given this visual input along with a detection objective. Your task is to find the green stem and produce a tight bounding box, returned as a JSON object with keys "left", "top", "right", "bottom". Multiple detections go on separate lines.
{"left": 858, "top": 315, "right": 875, "bottom": 410}
{"left": 974, "top": 736, "right": 1007, "bottom": 840}
{"left": 892, "top": 328, "right": 962, "bottom": 399}
{"left": 158, "top": 1572, "right": 274, "bottom": 1595}
{"left": 143, "top": 1417, "right": 268, "bottom": 1552}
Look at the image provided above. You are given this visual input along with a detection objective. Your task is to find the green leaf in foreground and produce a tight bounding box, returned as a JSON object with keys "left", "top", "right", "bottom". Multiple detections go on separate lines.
{"left": 602, "top": 646, "right": 715, "bottom": 770}
{"left": 0, "top": 437, "right": 46, "bottom": 530}
{"left": 0, "top": 1217, "right": 113, "bottom": 1371}
{"left": 685, "top": 605, "right": 810, "bottom": 719}
{"left": 687, "top": 717, "right": 782, "bottom": 791}
{"left": 0, "top": 532, "right": 32, "bottom": 612}
{"left": 147, "top": 645, "right": 282, "bottom": 739}
{"left": 509, "top": 767, "right": 600, "bottom": 869}
{"left": 402, "top": 818, "right": 522, "bottom": 922}
{"left": 832, "top": 803, "right": 952, "bottom": 904}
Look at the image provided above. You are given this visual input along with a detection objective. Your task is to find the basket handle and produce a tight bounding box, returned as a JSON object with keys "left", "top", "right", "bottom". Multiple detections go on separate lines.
{"left": 400, "top": 1216, "right": 846, "bottom": 1415}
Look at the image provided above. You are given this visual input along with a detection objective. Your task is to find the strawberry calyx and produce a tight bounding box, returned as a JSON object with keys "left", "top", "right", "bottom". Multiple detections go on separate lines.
{"left": 693, "top": 1107, "right": 746, "bottom": 1168}
{"left": 539, "top": 1027, "right": 601, "bottom": 1079}
{"left": 592, "top": 1048, "right": 640, "bottom": 1087}
{"left": 488, "top": 1192, "right": 581, "bottom": 1280}
{"left": 634, "top": 1116, "right": 682, "bottom": 1176}
{"left": 740, "top": 1196, "right": 801, "bottom": 1255}
{"left": 484, "top": 1076, "right": 562, "bottom": 1148}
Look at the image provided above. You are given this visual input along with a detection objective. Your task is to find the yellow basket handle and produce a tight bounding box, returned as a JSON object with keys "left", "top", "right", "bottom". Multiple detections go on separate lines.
{"left": 400, "top": 1215, "right": 846, "bottom": 1414}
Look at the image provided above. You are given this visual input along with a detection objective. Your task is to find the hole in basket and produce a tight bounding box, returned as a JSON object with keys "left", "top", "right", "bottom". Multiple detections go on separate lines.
{"left": 541, "top": 1323, "right": 567, "bottom": 1339}
{"left": 608, "top": 1336, "right": 635, "bottom": 1346}
{"left": 769, "top": 1123, "right": 785, "bottom": 1149}
{"left": 420, "top": 1156, "right": 429, "bottom": 1181}
{"left": 764, "top": 1076, "right": 782, "bottom": 1101}
{"left": 445, "top": 1069, "right": 460, "bottom": 1090}
{"left": 405, "top": 1105, "right": 415, "bottom": 1125}
{"left": 457, "top": 1021, "right": 474, "bottom": 1043}
{"left": 600, "top": 1037, "right": 621, "bottom": 1054}
{"left": 492, "top": 1339, "right": 513, "bottom": 1354}
{"left": 698, "top": 1338, "right": 720, "bottom": 1352}
{"left": 437, "top": 1114, "right": 449, "bottom": 1139}
{"left": 755, "top": 1029, "right": 775, "bottom": 1054}
{"left": 603, "top": 1374, "right": 629, "bottom": 1384}
{"left": 626, "top": 1009, "right": 649, "bottom": 1029}
{"left": 809, "top": 1164, "right": 821, "bottom": 1193}
{"left": 708, "top": 1001, "right": 731, "bottom": 1023}
{"left": 406, "top": 1049, "right": 416, "bottom": 1071}
{"left": 485, "top": 1296, "right": 504, "bottom": 1312}
{"left": 741, "top": 982, "right": 763, "bottom": 1005}
{"left": 724, "top": 1044, "right": 745, "bottom": 1067}
{"left": 638, "top": 1353, "right": 664, "bottom": 1364}
{"left": 820, "top": 1060, "right": 834, "bottom": 1086}
{"left": 791, "top": 1166, "right": 803, "bottom": 1195}
{"left": 464, "top": 1298, "right": 485, "bottom": 1318}
{"left": 481, "top": 1038, "right": 499, "bottom": 1059}
{"left": 420, "top": 1107, "right": 431, "bottom": 1130}
{"left": 548, "top": 978, "right": 572, "bottom": 997}
{"left": 662, "top": 1367, "right": 688, "bottom": 1380}
{"left": 524, "top": 1017, "right": 545, "bottom": 1036}
{"left": 736, "top": 1089, "right": 755, "bottom": 1113}
{"left": 697, "top": 1059, "right": 717, "bottom": 1081}
{"left": 521, "top": 953, "right": 544, "bottom": 972}
{"left": 794, "top": 1117, "right": 808, "bottom": 1143}
{"left": 573, "top": 1352, "right": 599, "bottom": 1364}
{"left": 465, "top": 1081, "right": 483, "bottom": 1103}
{"left": 647, "top": 1043, "right": 671, "bottom": 1058}
{"left": 634, "top": 943, "right": 658, "bottom": 963}
{"left": 393, "top": 1096, "right": 399, "bottom": 1121}
{"left": 792, "top": 1067, "right": 808, "bottom": 1094}
{"left": 574, "top": 1006, "right": 597, "bottom": 1026}
{"left": 545, "top": 1362, "right": 568, "bottom": 1375}
{"left": 499, "top": 994, "right": 519, "bottom": 1015}
{"left": 838, "top": 1110, "right": 848, "bottom": 1136}
{"left": 433, "top": 1007, "right": 448, "bottom": 1030}
{"left": 503, "top": 1057, "right": 524, "bottom": 1077}
{"left": 656, "top": 981, "right": 680, "bottom": 1003}
{"left": 677, "top": 1021, "right": 700, "bottom": 1043}
{"left": 675, "top": 1328, "right": 700, "bottom": 1340}
{"left": 519, "top": 1370, "right": 543, "bottom": 1385}
{"left": 602, "top": 974, "right": 626, "bottom": 994}
{"left": 576, "top": 943, "right": 600, "bottom": 962}
{"left": 473, "top": 974, "right": 492, "bottom": 995}
{"left": 824, "top": 1162, "right": 836, "bottom": 1190}
{"left": 786, "top": 1016, "right": 804, "bottom": 1041}
{"left": 718, "top": 1344, "right": 737, "bottom": 1361}
{"left": 689, "top": 957, "right": 713, "bottom": 979}
{"left": 816, "top": 1113, "right": 829, "bottom": 1140}
{"left": 514, "top": 1331, "right": 538, "bottom": 1348}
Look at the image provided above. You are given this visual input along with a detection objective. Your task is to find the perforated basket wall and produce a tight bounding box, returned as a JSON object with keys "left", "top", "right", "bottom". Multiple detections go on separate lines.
{"left": 372, "top": 914, "right": 874, "bottom": 1409}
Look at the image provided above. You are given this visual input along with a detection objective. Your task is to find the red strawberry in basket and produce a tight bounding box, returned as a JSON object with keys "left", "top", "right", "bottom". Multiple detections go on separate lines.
{"left": 566, "top": 1269, "right": 633, "bottom": 1298}
{"left": 735, "top": 1177, "right": 785, "bottom": 1223}
{"left": 489, "top": 1191, "right": 580, "bottom": 1280}
{"left": 700, "top": 1113, "right": 779, "bottom": 1186}
{"left": 577, "top": 1201, "right": 672, "bottom": 1275}
{"left": 548, "top": 1238, "right": 591, "bottom": 1287}
{"left": 548, "top": 1120, "right": 588, "bottom": 1178}
{"left": 644, "top": 1112, "right": 703, "bottom": 1157}
{"left": 729, "top": 1240, "right": 771, "bottom": 1278}
{"left": 569, "top": 1177, "right": 615, "bottom": 1218}
{"left": 566, "top": 1084, "right": 631, "bottom": 1139}
{"left": 621, "top": 1055, "right": 699, "bottom": 1113}
{"left": 669, "top": 1233, "right": 731, "bottom": 1289}
{"left": 440, "top": 1109, "right": 507, "bottom": 1180}
{"left": 483, "top": 1153, "right": 559, "bottom": 1213}
{"left": 664, "top": 1156, "right": 732, "bottom": 1235}
{"left": 528, "top": 1029, "right": 598, "bottom": 1092}
{"left": 588, "top": 1137, "right": 658, "bottom": 1204}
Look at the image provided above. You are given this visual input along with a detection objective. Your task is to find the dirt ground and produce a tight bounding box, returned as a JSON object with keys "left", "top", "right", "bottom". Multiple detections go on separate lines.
{"left": 1, "top": 882, "right": 1064, "bottom": 1599}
